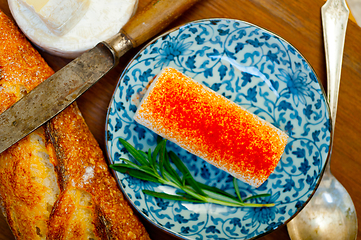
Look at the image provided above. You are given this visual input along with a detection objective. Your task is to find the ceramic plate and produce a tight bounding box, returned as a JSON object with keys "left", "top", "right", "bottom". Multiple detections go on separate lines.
{"left": 106, "top": 19, "right": 331, "bottom": 240}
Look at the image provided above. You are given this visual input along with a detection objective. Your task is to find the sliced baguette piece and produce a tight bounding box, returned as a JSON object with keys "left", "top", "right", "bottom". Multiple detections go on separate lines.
{"left": 45, "top": 103, "right": 150, "bottom": 240}
{"left": 134, "top": 67, "right": 288, "bottom": 187}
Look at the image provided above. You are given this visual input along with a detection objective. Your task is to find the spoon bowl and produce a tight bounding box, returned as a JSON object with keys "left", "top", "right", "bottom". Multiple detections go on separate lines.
{"left": 287, "top": 0, "right": 358, "bottom": 239}
{"left": 287, "top": 163, "right": 357, "bottom": 239}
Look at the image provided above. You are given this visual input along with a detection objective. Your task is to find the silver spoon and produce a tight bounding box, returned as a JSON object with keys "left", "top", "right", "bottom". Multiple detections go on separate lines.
{"left": 287, "top": 0, "right": 358, "bottom": 239}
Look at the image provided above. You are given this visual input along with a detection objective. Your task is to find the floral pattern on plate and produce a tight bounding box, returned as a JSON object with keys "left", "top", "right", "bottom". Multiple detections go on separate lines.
{"left": 106, "top": 19, "right": 331, "bottom": 240}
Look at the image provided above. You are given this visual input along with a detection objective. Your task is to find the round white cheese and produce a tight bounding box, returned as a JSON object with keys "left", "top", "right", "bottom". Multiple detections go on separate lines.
{"left": 8, "top": 0, "right": 138, "bottom": 58}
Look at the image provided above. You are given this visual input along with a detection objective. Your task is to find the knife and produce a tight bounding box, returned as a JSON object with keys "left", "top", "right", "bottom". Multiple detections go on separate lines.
{"left": 0, "top": 0, "right": 200, "bottom": 154}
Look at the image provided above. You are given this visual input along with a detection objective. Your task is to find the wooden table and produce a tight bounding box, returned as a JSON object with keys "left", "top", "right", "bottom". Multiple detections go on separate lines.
{"left": 0, "top": 0, "right": 360, "bottom": 239}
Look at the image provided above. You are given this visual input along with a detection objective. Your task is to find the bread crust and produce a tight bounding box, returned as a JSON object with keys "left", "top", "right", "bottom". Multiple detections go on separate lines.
{"left": 45, "top": 104, "right": 150, "bottom": 240}
{"left": 0, "top": 9, "right": 150, "bottom": 239}
{"left": 0, "top": 11, "right": 54, "bottom": 112}
{"left": 0, "top": 10, "right": 58, "bottom": 240}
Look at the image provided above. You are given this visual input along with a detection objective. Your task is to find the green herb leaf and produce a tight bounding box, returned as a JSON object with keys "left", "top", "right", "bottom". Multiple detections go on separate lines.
{"left": 119, "top": 138, "right": 148, "bottom": 166}
{"left": 110, "top": 165, "right": 161, "bottom": 183}
{"left": 147, "top": 148, "right": 152, "bottom": 166}
{"left": 202, "top": 189, "right": 241, "bottom": 204}
{"left": 119, "top": 158, "right": 156, "bottom": 176}
{"left": 244, "top": 193, "right": 271, "bottom": 202}
{"left": 163, "top": 151, "right": 182, "bottom": 185}
{"left": 197, "top": 182, "right": 236, "bottom": 199}
{"left": 152, "top": 139, "right": 165, "bottom": 168}
{"left": 169, "top": 151, "right": 205, "bottom": 196}
{"left": 156, "top": 135, "right": 163, "bottom": 144}
{"left": 119, "top": 158, "right": 141, "bottom": 169}
{"left": 109, "top": 164, "right": 130, "bottom": 173}
{"left": 233, "top": 177, "right": 243, "bottom": 203}
{"left": 163, "top": 171, "right": 181, "bottom": 187}
{"left": 142, "top": 190, "right": 205, "bottom": 203}
{"left": 138, "top": 150, "right": 148, "bottom": 159}
{"left": 158, "top": 140, "right": 167, "bottom": 178}
{"left": 110, "top": 163, "right": 137, "bottom": 170}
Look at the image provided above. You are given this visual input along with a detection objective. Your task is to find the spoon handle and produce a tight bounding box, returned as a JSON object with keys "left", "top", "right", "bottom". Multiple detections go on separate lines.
{"left": 321, "top": 0, "right": 349, "bottom": 134}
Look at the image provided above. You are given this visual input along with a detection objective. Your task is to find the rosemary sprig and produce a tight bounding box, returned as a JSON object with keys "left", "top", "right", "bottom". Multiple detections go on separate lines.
{"left": 110, "top": 138, "right": 274, "bottom": 208}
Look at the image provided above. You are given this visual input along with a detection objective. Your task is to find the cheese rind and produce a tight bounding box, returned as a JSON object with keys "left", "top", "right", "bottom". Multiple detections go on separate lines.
{"left": 134, "top": 67, "right": 288, "bottom": 187}
{"left": 20, "top": 0, "right": 90, "bottom": 35}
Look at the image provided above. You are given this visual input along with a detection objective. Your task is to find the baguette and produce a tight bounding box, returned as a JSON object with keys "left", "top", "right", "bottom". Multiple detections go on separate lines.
{"left": 0, "top": 9, "right": 150, "bottom": 239}
{"left": 45, "top": 103, "right": 150, "bottom": 240}
{"left": 0, "top": 10, "right": 58, "bottom": 239}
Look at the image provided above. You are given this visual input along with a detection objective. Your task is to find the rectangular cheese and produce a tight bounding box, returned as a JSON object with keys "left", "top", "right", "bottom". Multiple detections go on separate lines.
{"left": 20, "top": 0, "right": 90, "bottom": 35}
{"left": 134, "top": 67, "right": 288, "bottom": 187}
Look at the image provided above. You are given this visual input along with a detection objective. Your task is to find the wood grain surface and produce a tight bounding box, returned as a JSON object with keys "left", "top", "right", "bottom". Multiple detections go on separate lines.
{"left": 1, "top": 0, "right": 361, "bottom": 239}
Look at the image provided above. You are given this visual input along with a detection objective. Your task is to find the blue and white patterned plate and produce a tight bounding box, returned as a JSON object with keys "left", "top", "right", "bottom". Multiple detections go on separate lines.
{"left": 106, "top": 19, "right": 331, "bottom": 240}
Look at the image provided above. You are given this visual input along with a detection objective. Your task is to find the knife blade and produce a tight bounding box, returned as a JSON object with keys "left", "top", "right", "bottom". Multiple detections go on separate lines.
{"left": 0, "top": 0, "right": 200, "bottom": 154}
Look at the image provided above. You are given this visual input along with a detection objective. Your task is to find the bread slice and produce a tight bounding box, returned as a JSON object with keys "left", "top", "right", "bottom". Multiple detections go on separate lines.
{"left": 134, "top": 67, "right": 288, "bottom": 187}
{"left": 46, "top": 103, "right": 150, "bottom": 240}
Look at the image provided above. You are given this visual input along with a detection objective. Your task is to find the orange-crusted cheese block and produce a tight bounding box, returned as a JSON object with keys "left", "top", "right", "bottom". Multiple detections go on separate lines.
{"left": 134, "top": 67, "right": 288, "bottom": 187}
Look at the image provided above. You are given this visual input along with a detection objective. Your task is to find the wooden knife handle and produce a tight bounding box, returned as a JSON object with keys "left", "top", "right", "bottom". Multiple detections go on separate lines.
{"left": 121, "top": 0, "right": 200, "bottom": 48}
